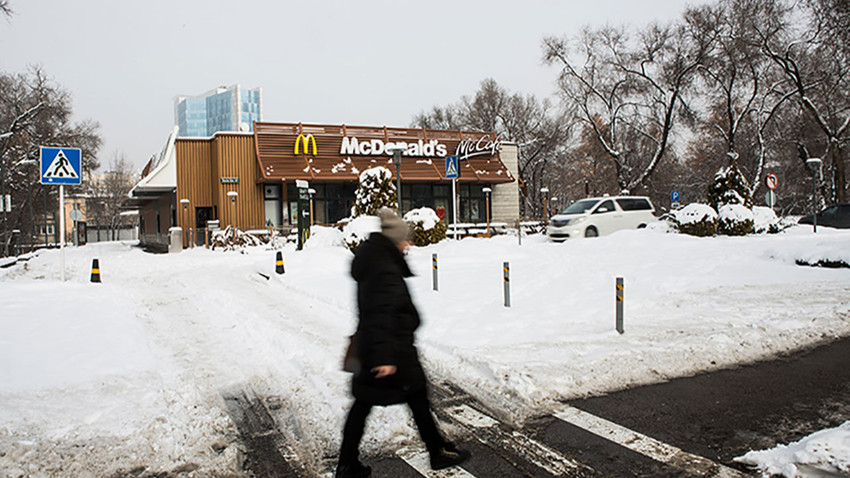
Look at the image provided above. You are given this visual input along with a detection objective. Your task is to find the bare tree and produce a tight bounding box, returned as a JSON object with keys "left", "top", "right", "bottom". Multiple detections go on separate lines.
{"left": 88, "top": 153, "right": 136, "bottom": 240}
{"left": 412, "top": 79, "right": 571, "bottom": 218}
{"left": 0, "top": 66, "right": 101, "bottom": 255}
{"left": 758, "top": 0, "right": 850, "bottom": 203}
{"left": 1, "top": 1, "right": 12, "bottom": 18}
{"left": 683, "top": 0, "right": 800, "bottom": 199}
{"left": 543, "top": 19, "right": 717, "bottom": 194}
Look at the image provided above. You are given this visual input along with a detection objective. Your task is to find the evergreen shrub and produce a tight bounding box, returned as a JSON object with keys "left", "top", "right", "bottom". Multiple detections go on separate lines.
{"left": 403, "top": 207, "right": 447, "bottom": 246}
{"left": 673, "top": 203, "right": 718, "bottom": 237}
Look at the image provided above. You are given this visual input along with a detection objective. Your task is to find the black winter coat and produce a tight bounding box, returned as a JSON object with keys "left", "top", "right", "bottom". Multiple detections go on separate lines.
{"left": 350, "top": 232, "right": 427, "bottom": 405}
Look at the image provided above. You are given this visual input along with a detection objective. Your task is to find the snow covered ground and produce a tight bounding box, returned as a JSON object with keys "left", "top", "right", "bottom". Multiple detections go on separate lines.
{"left": 1, "top": 224, "right": 849, "bottom": 477}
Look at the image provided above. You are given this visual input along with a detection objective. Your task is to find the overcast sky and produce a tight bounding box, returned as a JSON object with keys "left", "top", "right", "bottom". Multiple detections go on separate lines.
{"left": 2, "top": 0, "right": 697, "bottom": 173}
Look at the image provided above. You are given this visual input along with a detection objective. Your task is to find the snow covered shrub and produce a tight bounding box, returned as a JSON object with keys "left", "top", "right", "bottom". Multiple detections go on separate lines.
{"left": 341, "top": 215, "right": 380, "bottom": 253}
{"left": 403, "top": 207, "right": 447, "bottom": 247}
{"left": 752, "top": 206, "right": 780, "bottom": 234}
{"left": 673, "top": 204, "right": 718, "bottom": 237}
{"left": 707, "top": 160, "right": 753, "bottom": 211}
{"left": 718, "top": 204, "right": 755, "bottom": 236}
{"left": 304, "top": 225, "right": 345, "bottom": 249}
{"left": 210, "top": 226, "right": 264, "bottom": 251}
{"left": 351, "top": 167, "right": 397, "bottom": 217}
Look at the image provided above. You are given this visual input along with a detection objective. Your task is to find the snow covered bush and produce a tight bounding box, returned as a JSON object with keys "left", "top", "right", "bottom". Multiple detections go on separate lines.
{"left": 351, "top": 166, "right": 397, "bottom": 217}
{"left": 752, "top": 206, "right": 780, "bottom": 234}
{"left": 718, "top": 204, "right": 755, "bottom": 236}
{"left": 672, "top": 204, "right": 718, "bottom": 237}
{"left": 403, "top": 207, "right": 447, "bottom": 246}
{"left": 341, "top": 215, "right": 380, "bottom": 253}
{"left": 304, "top": 225, "right": 345, "bottom": 249}
{"left": 210, "top": 226, "right": 264, "bottom": 251}
{"left": 707, "top": 160, "right": 753, "bottom": 211}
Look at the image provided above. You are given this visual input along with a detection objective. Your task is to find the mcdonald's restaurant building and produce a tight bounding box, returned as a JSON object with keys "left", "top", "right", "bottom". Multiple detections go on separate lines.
{"left": 128, "top": 122, "right": 519, "bottom": 250}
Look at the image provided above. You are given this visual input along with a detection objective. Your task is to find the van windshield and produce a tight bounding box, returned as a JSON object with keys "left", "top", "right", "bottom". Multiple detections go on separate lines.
{"left": 560, "top": 199, "right": 600, "bottom": 214}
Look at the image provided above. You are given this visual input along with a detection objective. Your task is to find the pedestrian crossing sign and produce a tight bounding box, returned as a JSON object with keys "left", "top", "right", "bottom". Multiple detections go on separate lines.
{"left": 445, "top": 155, "right": 459, "bottom": 179}
{"left": 40, "top": 147, "right": 82, "bottom": 185}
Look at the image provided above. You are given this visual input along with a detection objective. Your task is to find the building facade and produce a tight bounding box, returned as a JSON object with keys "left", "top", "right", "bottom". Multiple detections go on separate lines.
{"left": 174, "top": 85, "right": 263, "bottom": 137}
{"left": 129, "top": 122, "right": 518, "bottom": 250}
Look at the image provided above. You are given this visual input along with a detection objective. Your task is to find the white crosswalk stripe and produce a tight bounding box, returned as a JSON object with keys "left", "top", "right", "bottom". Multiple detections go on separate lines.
{"left": 555, "top": 406, "right": 748, "bottom": 477}
{"left": 397, "top": 447, "right": 477, "bottom": 477}
{"left": 442, "top": 403, "right": 586, "bottom": 476}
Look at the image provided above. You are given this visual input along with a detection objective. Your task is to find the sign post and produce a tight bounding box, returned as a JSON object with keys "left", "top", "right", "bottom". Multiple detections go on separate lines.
{"left": 671, "top": 190, "right": 681, "bottom": 210}
{"left": 765, "top": 173, "right": 778, "bottom": 211}
{"left": 40, "top": 147, "right": 82, "bottom": 282}
{"left": 296, "top": 179, "right": 310, "bottom": 250}
{"left": 446, "top": 156, "right": 459, "bottom": 239}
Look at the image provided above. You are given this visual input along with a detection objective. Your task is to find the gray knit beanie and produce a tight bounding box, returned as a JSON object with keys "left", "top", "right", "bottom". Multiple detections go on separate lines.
{"left": 378, "top": 208, "right": 409, "bottom": 244}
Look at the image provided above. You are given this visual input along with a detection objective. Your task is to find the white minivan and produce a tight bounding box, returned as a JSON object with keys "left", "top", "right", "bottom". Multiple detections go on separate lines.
{"left": 547, "top": 196, "right": 656, "bottom": 241}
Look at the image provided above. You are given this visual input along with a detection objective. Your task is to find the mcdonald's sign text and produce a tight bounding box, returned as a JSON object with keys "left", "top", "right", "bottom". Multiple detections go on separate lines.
{"left": 339, "top": 137, "right": 448, "bottom": 158}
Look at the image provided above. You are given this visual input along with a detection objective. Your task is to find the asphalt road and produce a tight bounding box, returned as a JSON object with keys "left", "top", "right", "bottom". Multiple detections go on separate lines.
{"left": 230, "top": 336, "right": 850, "bottom": 477}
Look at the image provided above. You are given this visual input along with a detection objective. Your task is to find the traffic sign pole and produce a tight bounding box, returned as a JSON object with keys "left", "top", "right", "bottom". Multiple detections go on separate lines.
{"left": 59, "top": 185, "right": 65, "bottom": 282}
{"left": 446, "top": 156, "right": 459, "bottom": 239}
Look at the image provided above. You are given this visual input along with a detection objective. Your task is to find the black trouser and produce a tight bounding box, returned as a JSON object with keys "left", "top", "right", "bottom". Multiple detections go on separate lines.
{"left": 339, "top": 387, "right": 444, "bottom": 465}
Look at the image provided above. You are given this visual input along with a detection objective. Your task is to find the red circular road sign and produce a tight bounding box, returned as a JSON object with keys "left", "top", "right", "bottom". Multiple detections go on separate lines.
{"left": 765, "top": 173, "right": 778, "bottom": 190}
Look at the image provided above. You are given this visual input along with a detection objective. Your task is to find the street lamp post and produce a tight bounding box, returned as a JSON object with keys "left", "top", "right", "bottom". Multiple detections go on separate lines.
{"left": 540, "top": 187, "right": 550, "bottom": 224}
{"left": 388, "top": 144, "right": 406, "bottom": 214}
{"left": 806, "top": 157, "right": 823, "bottom": 233}
{"left": 482, "top": 187, "right": 492, "bottom": 237}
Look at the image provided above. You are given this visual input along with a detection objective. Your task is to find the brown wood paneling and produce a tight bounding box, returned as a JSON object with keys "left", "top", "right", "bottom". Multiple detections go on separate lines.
{"left": 253, "top": 122, "right": 514, "bottom": 184}
{"left": 213, "top": 134, "right": 264, "bottom": 230}
{"left": 176, "top": 139, "right": 212, "bottom": 232}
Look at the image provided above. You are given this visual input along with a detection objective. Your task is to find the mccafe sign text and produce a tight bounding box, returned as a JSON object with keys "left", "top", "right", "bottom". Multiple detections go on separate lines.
{"left": 339, "top": 134, "right": 506, "bottom": 160}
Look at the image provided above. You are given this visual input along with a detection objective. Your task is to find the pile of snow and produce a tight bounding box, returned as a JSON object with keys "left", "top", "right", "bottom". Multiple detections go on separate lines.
{"left": 735, "top": 421, "right": 850, "bottom": 477}
{"left": 2, "top": 225, "right": 850, "bottom": 475}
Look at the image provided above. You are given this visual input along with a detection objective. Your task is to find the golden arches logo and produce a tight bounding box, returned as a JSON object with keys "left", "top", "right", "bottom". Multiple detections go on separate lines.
{"left": 295, "top": 134, "right": 317, "bottom": 155}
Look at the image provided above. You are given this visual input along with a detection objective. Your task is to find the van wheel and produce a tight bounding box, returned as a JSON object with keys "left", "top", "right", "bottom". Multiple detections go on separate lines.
{"left": 585, "top": 226, "right": 598, "bottom": 238}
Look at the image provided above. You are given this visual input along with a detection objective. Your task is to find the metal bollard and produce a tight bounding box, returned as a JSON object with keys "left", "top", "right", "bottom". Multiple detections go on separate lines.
{"left": 275, "top": 251, "right": 285, "bottom": 274}
{"left": 90, "top": 258, "right": 101, "bottom": 283}
{"left": 616, "top": 277, "right": 624, "bottom": 334}
{"left": 503, "top": 261, "right": 511, "bottom": 307}
{"left": 432, "top": 253, "right": 438, "bottom": 291}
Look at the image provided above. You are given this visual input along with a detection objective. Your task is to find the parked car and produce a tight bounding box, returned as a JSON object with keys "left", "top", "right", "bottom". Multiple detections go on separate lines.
{"left": 798, "top": 204, "right": 850, "bottom": 229}
{"left": 547, "top": 196, "right": 656, "bottom": 241}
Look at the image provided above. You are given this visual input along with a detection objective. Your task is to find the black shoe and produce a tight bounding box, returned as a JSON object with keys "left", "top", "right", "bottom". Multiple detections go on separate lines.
{"left": 335, "top": 461, "right": 371, "bottom": 478}
{"left": 430, "top": 442, "right": 471, "bottom": 470}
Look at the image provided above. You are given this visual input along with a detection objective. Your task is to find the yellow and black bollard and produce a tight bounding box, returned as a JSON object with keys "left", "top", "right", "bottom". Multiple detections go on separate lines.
{"left": 91, "top": 258, "right": 101, "bottom": 283}
{"left": 616, "top": 277, "right": 624, "bottom": 334}
{"left": 275, "top": 251, "right": 285, "bottom": 274}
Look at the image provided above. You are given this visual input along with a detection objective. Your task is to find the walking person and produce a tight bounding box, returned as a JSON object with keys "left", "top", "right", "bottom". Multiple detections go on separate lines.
{"left": 336, "top": 208, "right": 470, "bottom": 478}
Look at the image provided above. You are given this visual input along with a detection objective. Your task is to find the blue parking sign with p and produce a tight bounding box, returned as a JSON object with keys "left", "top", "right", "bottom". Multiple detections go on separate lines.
{"left": 40, "top": 147, "right": 82, "bottom": 185}
{"left": 671, "top": 190, "right": 680, "bottom": 203}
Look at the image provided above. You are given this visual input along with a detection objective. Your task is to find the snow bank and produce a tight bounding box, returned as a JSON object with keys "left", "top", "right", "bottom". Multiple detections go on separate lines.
{"left": 735, "top": 421, "right": 850, "bottom": 477}
{"left": 1, "top": 225, "right": 849, "bottom": 475}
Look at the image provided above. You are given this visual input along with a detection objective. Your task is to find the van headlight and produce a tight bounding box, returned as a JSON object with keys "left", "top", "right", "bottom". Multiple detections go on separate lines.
{"left": 571, "top": 216, "right": 587, "bottom": 225}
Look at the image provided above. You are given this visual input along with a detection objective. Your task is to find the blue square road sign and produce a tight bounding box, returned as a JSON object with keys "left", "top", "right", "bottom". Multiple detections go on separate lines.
{"left": 445, "top": 155, "right": 459, "bottom": 179}
{"left": 671, "top": 190, "right": 680, "bottom": 203}
{"left": 40, "top": 147, "right": 82, "bottom": 185}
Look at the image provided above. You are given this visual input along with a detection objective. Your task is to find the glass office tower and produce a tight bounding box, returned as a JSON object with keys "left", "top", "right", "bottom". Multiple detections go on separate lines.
{"left": 175, "top": 85, "right": 263, "bottom": 137}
